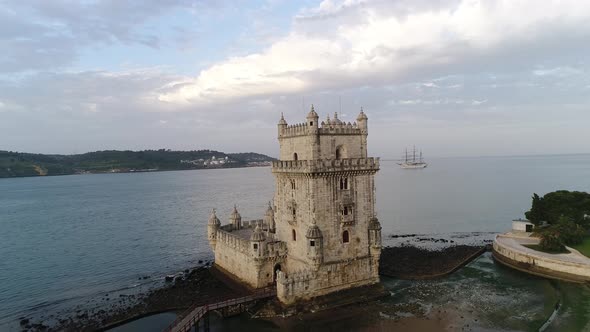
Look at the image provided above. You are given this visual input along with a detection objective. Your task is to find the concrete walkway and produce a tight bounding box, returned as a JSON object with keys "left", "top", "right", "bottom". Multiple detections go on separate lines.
{"left": 495, "top": 233, "right": 590, "bottom": 265}
{"left": 493, "top": 232, "right": 590, "bottom": 282}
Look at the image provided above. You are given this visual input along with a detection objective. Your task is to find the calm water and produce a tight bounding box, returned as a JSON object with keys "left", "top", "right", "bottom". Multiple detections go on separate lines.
{"left": 1, "top": 155, "right": 590, "bottom": 331}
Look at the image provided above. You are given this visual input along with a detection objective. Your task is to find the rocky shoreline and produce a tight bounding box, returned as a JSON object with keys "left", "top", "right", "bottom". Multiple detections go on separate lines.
{"left": 22, "top": 262, "right": 242, "bottom": 332}
{"left": 22, "top": 244, "right": 487, "bottom": 332}
{"left": 379, "top": 244, "right": 489, "bottom": 279}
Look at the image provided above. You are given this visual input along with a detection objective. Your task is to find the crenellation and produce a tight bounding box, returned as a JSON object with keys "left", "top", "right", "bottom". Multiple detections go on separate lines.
{"left": 271, "top": 157, "right": 380, "bottom": 174}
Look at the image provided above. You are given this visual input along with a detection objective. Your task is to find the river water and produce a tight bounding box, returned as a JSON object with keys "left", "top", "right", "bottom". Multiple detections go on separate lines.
{"left": 1, "top": 155, "right": 589, "bottom": 331}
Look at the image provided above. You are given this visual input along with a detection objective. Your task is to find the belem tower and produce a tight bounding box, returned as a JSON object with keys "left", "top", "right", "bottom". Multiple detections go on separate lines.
{"left": 207, "top": 106, "right": 382, "bottom": 305}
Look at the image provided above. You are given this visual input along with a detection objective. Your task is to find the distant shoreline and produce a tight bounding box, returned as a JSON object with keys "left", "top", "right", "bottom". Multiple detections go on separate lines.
{"left": 0, "top": 163, "right": 272, "bottom": 180}
{"left": 0, "top": 149, "right": 275, "bottom": 179}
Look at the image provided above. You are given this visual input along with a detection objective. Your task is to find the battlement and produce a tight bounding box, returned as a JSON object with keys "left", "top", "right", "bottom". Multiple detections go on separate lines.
{"left": 215, "top": 228, "right": 251, "bottom": 254}
{"left": 280, "top": 121, "right": 363, "bottom": 138}
{"left": 281, "top": 123, "right": 308, "bottom": 137}
{"left": 271, "top": 157, "right": 379, "bottom": 174}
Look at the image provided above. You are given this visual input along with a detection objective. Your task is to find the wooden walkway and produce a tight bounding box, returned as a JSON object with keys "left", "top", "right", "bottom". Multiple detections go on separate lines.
{"left": 164, "top": 287, "right": 276, "bottom": 332}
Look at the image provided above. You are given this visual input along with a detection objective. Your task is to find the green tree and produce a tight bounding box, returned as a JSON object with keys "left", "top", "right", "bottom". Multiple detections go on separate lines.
{"left": 525, "top": 193, "right": 545, "bottom": 225}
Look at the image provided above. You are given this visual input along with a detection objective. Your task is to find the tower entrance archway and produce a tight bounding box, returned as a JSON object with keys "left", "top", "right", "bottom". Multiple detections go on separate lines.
{"left": 273, "top": 264, "right": 282, "bottom": 283}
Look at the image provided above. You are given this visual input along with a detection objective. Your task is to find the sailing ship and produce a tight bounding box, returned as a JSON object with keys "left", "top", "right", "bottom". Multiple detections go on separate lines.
{"left": 398, "top": 146, "right": 427, "bottom": 169}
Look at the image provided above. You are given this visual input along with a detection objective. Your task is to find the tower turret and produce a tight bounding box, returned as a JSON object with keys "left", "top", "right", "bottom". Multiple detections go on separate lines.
{"left": 250, "top": 222, "right": 266, "bottom": 258}
{"left": 263, "top": 201, "right": 275, "bottom": 233}
{"left": 356, "top": 107, "right": 368, "bottom": 133}
{"left": 278, "top": 113, "right": 287, "bottom": 137}
{"left": 306, "top": 220, "right": 324, "bottom": 269}
{"left": 207, "top": 209, "right": 221, "bottom": 249}
{"left": 230, "top": 205, "right": 242, "bottom": 230}
{"left": 357, "top": 107, "right": 368, "bottom": 157}
{"left": 306, "top": 105, "right": 319, "bottom": 131}
{"left": 368, "top": 216, "right": 382, "bottom": 255}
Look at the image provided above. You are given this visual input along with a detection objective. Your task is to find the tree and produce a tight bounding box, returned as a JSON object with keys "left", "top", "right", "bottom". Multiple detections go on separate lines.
{"left": 539, "top": 229, "right": 566, "bottom": 252}
{"left": 525, "top": 193, "right": 545, "bottom": 225}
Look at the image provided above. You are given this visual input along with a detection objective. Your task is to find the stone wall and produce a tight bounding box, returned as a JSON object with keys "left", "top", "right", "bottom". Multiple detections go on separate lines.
{"left": 277, "top": 255, "right": 379, "bottom": 305}
{"left": 213, "top": 229, "right": 259, "bottom": 287}
{"left": 213, "top": 226, "right": 288, "bottom": 288}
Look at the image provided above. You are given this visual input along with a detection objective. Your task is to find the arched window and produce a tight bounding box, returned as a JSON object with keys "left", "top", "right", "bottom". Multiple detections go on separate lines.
{"left": 336, "top": 148, "right": 341, "bottom": 160}
{"left": 292, "top": 207, "right": 296, "bottom": 218}
{"left": 343, "top": 206, "right": 349, "bottom": 216}
{"left": 293, "top": 153, "right": 298, "bottom": 161}
{"left": 290, "top": 179, "right": 296, "bottom": 190}
{"left": 292, "top": 229, "right": 297, "bottom": 241}
{"left": 310, "top": 240, "right": 315, "bottom": 247}
{"left": 342, "top": 230, "right": 349, "bottom": 243}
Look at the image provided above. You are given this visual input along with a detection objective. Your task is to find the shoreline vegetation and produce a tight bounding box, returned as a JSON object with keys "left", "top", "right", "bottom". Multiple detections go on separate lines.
{"left": 22, "top": 243, "right": 487, "bottom": 332}
{"left": 525, "top": 191, "right": 590, "bottom": 253}
{"left": 0, "top": 150, "right": 275, "bottom": 178}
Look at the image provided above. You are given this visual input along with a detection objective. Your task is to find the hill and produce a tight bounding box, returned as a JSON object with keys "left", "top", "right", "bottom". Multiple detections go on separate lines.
{"left": 0, "top": 149, "right": 275, "bottom": 178}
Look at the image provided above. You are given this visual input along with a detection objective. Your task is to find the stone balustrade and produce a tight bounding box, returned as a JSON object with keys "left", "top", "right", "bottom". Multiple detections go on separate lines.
{"left": 271, "top": 157, "right": 379, "bottom": 174}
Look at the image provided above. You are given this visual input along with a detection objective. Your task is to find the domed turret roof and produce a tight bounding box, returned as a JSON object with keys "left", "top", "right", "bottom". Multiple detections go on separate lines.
{"left": 307, "top": 105, "right": 318, "bottom": 118}
{"left": 357, "top": 107, "right": 368, "bottom": 121}
{"left": 278, "top": 113, "right": 287, "bottom": 125}
{"left": 333, "top": 112, "right": 343, "bottom": 125}
{"left": 230, "top": 205, "right": 241, "bottom": 220}
{"left": 208, "top": 209, "right": 220, "bottom": 226}
{"left": 306, "top": 223, "right": 323, "bottom": 238}
{"left": 368, "top": 217, "right": 381, "bottom": 230}
{"left": 250, "top": 224, "right": 266, "bottom": 242}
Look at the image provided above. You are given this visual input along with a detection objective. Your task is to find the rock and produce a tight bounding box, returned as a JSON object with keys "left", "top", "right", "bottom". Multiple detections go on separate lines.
{"left": 20, "top": 318, "right": 29, "bottom": 326}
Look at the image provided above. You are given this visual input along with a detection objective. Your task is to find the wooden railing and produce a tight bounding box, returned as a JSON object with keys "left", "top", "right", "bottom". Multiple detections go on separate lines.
{"left": 164, "top": 287, "right": 276, "bottom": 332}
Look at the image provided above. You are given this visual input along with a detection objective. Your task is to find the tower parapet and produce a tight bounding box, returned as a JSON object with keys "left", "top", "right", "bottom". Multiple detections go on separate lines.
{"left": 271, "top": 157, "right": 379, "bottom": 174}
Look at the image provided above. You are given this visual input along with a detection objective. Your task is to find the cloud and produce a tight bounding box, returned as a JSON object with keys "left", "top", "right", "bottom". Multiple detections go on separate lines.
{"left": 159, "top": 0, "right": 590, "bottom": 105}
{"left": 0, "top": 1, "right": 222, "bottom": 73}
{"left": 533, "top": 66, "right": 582, "bottom": 77}
{"left": 3, "top": 0, "right": 590, "bottom": 157}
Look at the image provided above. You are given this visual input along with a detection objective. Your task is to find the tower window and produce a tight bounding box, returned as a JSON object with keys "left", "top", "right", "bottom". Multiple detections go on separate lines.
{"left": 291, "top": 179, "right": 296, "bottom": 190}
{"left": 253, "top": 243, "right": 258, "bottom": 250}
{"left": 342, "top": 230, "right": 350, "bottom": 243}
{"left": 310, "top": 240, "right": 315, "bottom": 247}
{"left": 343, "top": 206, "right": 349, "bottom": 215}
{"left": 292, "top": 229, "right": 297, "bottom": 241}
{"left": 336, "top": 148, "right": 341, "bottom": 160}
{"left": 310, "top": 121, "right": 313, "bottom": 126}
{"left": 293, "top": 153, "right": 298, "bottom": 161}
{"left": 340, "top": 177, "right": 349, "bottom": 190}
{"left": 292, "top": 207, "right": 296, "bottom": 217}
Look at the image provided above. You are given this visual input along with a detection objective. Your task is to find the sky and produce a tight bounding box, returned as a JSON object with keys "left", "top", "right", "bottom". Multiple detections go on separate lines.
{"left": 1, "top": 0, "right": 590, "bottom": 159}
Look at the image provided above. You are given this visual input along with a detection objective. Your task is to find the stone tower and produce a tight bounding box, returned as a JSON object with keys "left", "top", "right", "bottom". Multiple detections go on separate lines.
{"left": 272, "top": 105, "right": 381, "bottom": 304}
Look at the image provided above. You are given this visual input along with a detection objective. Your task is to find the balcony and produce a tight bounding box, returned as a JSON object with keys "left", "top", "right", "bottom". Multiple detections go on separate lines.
{"left": 271, "top": 157, "right": 379, "bottom": 174}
